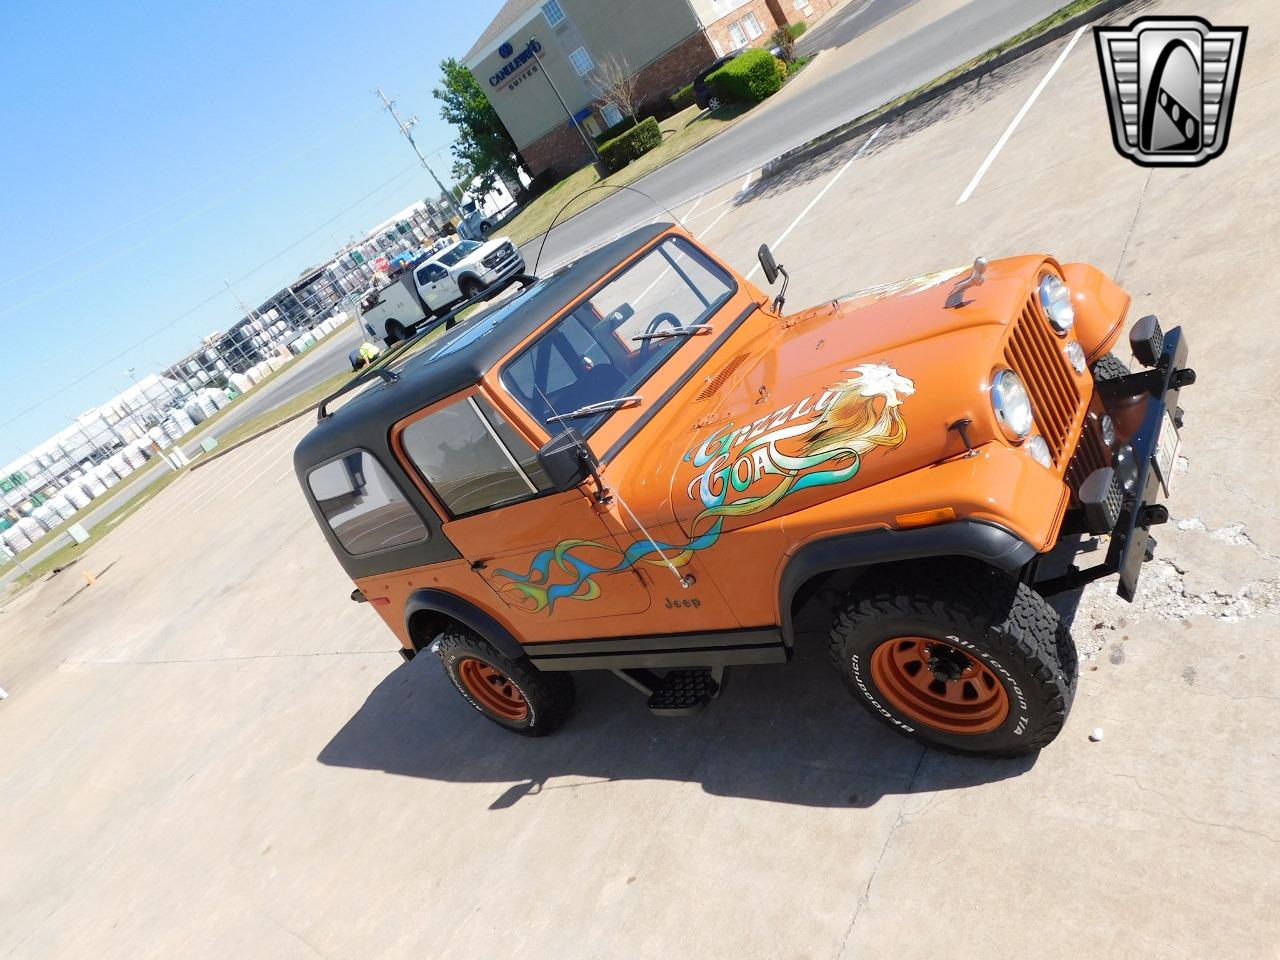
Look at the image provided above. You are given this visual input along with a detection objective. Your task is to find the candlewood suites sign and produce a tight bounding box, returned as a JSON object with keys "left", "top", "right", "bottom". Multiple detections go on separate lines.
{"left": 490, "top": 40, "right": 542, "bottom": 91}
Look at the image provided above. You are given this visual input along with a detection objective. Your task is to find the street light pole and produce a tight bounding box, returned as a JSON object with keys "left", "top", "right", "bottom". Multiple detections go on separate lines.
{"left": 527, "top": 37, "right": 606, "bottom": 176}
{"left": 375, "top": 88, "right": 466, "bottom": 223}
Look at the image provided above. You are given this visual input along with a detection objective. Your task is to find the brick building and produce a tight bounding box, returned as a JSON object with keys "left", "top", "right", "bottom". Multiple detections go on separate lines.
{"left": 463, "top": 0, "right": 837, "bottom": 178}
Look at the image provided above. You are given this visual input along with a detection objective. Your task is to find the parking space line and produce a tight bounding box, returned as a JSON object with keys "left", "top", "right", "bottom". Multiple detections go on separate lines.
{"left": 955, "top": 26, "right": 1087, "bottom": 205}
{"left": 745, "top": 124, "right": 884, "bottom": 280}
{"left": 149, "top": 419, "right": 312, "bottom": 525}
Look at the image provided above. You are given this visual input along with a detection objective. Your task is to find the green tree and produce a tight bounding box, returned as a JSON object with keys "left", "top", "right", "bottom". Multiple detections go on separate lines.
{"left": 433, "top": 58, "right": 528, "bottom": 203}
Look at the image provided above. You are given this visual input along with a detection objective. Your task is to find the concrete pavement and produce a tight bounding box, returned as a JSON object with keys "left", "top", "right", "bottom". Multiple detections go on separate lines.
{"left": 522, "top": 0, "right": 1070, "bottom": 272}
{"left": 2, "top": 1, "right": 1277, "bottom": 956}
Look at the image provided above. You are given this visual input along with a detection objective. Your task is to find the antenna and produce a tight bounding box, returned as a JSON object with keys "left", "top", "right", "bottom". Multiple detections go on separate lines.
{"left": 531, "top": 183, "right": 689, "bottom": 277}
{"left": 532, "top": 383, "right": 691, "bottom": 590}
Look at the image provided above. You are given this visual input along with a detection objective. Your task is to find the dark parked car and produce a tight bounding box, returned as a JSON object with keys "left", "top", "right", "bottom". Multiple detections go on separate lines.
{"left": 694, "top": 54, "right": 735, "bottom": 110}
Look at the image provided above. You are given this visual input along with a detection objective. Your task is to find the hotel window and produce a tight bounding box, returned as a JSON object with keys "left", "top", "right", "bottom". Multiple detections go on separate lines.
{"left": 569, "top": 46, "right": 594, "bottom": 76}
{"left": 742, "top": 12, "right": 764, "bottom": 40}
{"left": 542, "top": 0, "right": 565, "bottom": 27}
{"left": 601, "top": 103, "right": 624, "bottom": 127}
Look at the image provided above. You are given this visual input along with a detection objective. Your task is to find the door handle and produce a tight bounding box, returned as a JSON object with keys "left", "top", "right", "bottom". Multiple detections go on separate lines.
{"left": 470, "top": 558, "right": 491, "bottom": 570}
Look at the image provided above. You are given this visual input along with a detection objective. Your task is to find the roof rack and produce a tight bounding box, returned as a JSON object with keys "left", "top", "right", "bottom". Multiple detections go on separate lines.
{"left": 313, "top": 272, "right": 540, "bottom": 422}
{"left": 316, "top": 367, "right": 398, "bottom": 421}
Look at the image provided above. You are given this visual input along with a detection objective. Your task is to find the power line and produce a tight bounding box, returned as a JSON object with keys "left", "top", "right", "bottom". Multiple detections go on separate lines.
{"left": 0, "top": 161, "right": 424, "bottom": 435}
{"left": 0, "top": 109, "right": 386, "bottom": 295}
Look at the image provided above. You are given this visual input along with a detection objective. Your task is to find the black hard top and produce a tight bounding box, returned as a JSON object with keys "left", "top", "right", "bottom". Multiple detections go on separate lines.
{"left": 295, "top": 222, "right": 671, "bottom": 474}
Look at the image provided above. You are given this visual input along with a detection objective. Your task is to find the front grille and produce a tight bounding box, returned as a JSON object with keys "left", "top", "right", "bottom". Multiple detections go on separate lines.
{"left": 1066, "top": 414, "right": 1111, "bottom": 493}
{"left": 482, "top": 244, "right": 513, "bottom": 268}
{"left": 1003, "top": 296, "right": 1081, "bottom": 467}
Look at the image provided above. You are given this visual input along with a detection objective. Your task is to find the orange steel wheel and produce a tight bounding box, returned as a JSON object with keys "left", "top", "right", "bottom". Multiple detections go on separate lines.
{"left": 870, "top": 636, "right": 1009, "bottom": 734}
{"left": 458, "top": 658, "right": 529, "bottom": 722}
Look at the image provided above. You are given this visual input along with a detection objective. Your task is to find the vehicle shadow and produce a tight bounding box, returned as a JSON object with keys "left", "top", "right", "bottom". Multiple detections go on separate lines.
{"left": 317, "top": 598, "right": 1038, "bottom": 809}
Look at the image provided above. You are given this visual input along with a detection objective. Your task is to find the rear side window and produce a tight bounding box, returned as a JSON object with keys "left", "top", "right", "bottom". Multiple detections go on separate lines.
{"left": 401, "top": 397, "right": 551, "bottom": 517}
{"left": 307, "top": 450, "right": 428, "bottom": 555}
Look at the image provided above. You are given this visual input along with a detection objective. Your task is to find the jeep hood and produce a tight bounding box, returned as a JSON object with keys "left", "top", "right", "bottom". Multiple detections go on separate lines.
{"left": 618, "top": 256, "right": 1052, "bottom": 538}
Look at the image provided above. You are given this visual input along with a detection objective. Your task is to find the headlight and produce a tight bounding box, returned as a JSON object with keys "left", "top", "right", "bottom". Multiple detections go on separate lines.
{"left": 1065, "top": 339, "right": 1086, "bottom": 373}
{"left": 1038, "top": 275, "right": 1075, "bottom": 335}
{"left": 990, "top": 368, "right": 1034, "bottom": 440}
{"left": 1026, "top": 434, "right": 1053, "bottom": 468}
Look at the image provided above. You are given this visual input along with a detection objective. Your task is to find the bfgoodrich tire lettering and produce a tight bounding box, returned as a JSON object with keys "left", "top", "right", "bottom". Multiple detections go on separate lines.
{"left": 828, "top": 561, "right": 1076, "bottom": 757}
{"left": 433, "top": 627, "right": 574, "bottom": 736}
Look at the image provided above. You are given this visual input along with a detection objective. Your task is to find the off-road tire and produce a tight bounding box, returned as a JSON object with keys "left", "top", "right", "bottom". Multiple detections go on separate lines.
{"left": 434, "top": 627, "right": 574, "bottom": 736}
{"left": 827, "top": 561, "right": 1076, "bottom": 757}
{"left": 1091, "top": 352, "right": 1130, "bottom": 382}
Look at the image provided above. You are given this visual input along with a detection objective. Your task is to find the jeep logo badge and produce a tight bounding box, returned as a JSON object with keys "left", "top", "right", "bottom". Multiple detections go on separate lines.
{"left": 1095, "top": 16, "right": 1247, "bottom": 167}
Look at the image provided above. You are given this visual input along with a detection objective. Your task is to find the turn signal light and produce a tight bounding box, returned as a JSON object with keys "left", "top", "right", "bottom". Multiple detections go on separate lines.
{"left": 894, "top": 507, "right": 957, "bottom": 528}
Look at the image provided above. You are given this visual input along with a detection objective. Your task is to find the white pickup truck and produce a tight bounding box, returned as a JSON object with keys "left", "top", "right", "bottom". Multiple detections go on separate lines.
{"left": 362, "top": 236, "right": 526, "bottom": 345}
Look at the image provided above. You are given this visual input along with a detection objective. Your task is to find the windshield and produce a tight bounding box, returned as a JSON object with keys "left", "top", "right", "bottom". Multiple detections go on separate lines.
{"left": 501, "top": 236, "right": 734, "bottom": 435}
{"left": 438, "top": 240, "right": 482, "bottom": 266}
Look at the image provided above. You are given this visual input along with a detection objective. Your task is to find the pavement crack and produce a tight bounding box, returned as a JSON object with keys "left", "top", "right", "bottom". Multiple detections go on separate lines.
{"left": 1103, "top": 770, "right": 1279, "bottom": 845}
{"left": 1114, "top": 169, "right": 1152, "bottom": 282}
{"left": 266, "top": 914, "right": 331, "bottom": 959}
{"left": 832, "top": 746, "right": 927, "bottom": 960}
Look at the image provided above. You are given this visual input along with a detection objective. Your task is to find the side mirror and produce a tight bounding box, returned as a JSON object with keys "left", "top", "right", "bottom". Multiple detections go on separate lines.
{"left": 536, "top": 428, "right": 596, "bottom": 493}
{"left": 757, "top": 244, "right": 780, "bottom": 285}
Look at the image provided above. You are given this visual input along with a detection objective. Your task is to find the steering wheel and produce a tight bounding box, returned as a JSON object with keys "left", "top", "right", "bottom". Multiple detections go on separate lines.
{"left": 639, "top": 312, "right": 682, "bottom": 356}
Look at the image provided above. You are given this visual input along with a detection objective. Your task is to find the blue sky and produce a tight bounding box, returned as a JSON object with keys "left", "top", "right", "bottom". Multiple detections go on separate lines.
{"left": 0, "top": 0, "right": 506, "bottom": 456}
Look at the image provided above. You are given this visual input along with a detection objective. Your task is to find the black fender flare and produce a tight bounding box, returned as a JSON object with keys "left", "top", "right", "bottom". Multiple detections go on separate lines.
{"left": 777, "top": 520, "right": 1036, "bottom": 647}
{"left": 403, "top": 588, "right": 525, "bottom": 661}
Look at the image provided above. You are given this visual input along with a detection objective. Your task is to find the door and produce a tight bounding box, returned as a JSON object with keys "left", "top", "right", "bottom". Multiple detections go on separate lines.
{"left": 415, "top": 263, "right": 450, "bottom": 312}
{"left": 396, "top": 394, "right": 652, "bottom": 642}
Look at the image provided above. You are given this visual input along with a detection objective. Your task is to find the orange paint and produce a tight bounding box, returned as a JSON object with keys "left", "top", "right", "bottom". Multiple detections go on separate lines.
{"left": 350, "top": 227, "right": 1124, "bottom": 649}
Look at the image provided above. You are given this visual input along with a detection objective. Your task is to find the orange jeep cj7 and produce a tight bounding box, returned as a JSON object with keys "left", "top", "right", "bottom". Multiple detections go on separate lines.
{"left": 295, "top": 224, "right": 1194, "bottom": 757}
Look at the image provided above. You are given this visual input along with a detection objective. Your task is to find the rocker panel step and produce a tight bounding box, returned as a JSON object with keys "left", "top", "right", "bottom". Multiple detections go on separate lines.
{"left": 647, "top": 669, "right": 720, "bottom": 717}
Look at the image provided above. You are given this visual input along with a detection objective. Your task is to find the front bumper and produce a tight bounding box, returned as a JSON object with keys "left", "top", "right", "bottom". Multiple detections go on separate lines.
{"left": 482, "top": 254, "right": 524, "bottom": 283}
{"left": 1041, "top": 317, "right": 1195, "bottom": 600}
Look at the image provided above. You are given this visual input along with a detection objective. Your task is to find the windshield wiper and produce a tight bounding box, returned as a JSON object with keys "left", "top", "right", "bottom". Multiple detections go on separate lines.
{"left": 631, "top": 323, "right": 713, "bottom": 343}
{"left": 547, "top": 395, "right": 643, "bottom": 423}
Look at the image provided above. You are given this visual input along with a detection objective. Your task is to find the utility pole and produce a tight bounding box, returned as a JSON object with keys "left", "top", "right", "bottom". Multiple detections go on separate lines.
{"left": 224, "top": 278, "right": 261, "bottom": 326}
{"left": 375, "top": 88, "right": 465, "bottom": 223}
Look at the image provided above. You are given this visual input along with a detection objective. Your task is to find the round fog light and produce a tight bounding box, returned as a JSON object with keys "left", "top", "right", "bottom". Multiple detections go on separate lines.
{"left": 1026, "top": 434, "right": 1053, "bottom": 468}
{"left": 1100, "top": 414, "right": 1117, "bottom": 448}
{"left": 1065, "top": 339, "right": 1086, "bottom": 374}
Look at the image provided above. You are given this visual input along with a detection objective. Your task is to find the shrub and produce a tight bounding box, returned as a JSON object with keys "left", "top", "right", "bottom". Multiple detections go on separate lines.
{"left": 598, "top": 116, "right": 662, "bottom": 172}
{"left": 787, "top": 54, "right": 813, "bottom": 76}
{"left": 708, "top": 49, "right": 786, "bottom": 105}
{"left": 593, "top": 115, "right": 637, "bottom": 147}
{"left": 788, "top": 21, "right": 807, "bottom": 39}
{"left": 669, "top": 83, "right": 695, "bottom": 112}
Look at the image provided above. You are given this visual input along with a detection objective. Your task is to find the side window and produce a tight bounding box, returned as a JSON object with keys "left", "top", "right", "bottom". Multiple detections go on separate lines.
{"left": 401, "top": 397, "right": 551, "bottom": 517}
{"left": 307, "top": 450, "right": 428, "bottom": 556}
